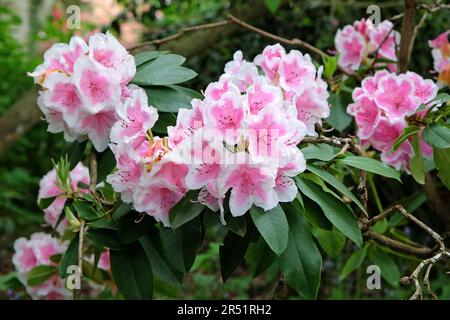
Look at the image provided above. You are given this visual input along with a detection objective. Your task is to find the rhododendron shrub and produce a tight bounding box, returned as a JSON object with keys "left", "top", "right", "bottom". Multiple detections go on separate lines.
{"left": 11, "top": 19, "right": 450, "bottom": 301}
{"left": 348, "top": 70, "right": 438, "bottom": 171}
{"left": 335, "top": 18, "right": 400, "bottom": 72}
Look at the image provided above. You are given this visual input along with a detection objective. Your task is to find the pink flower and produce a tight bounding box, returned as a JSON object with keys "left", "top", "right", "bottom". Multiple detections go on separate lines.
{"left": 98, "top": 250, "right": 111, "bottom": 270}
{"left": 350, "top": 96, "right": 380, "bottom": 139}
{"left": 334, "top": 19, "right": 400, "bottom": 71}
{"left": 335, "top": 25, "right": 365, "bottom": 70}
{"left": 279, "top": 50, "right": 316, "bottom": 91}
{"left": 12, "top": 233, "right": 69, "bottom": 300}
{"left": 274, "top": 149, "right": 306, "bottom": 202}
{"left": 88, "top": 31, "right": 136, "bottom": 83}
{"left": 221, "top": 155, "right": 278, "bottom": 216}
{"left": 110, "top": 85, "right": 158, "bottom": 146}
{"left": 374, "top": 73, "right": 421, "bottom": 120}
{"left": 246, "top": 76, "right": 282, "bottom": 115}
{"left": 254, "top": 43, "right": 286, "bottom": 81}
{"left": 78, "top": 110, "right": 118, "bottom": 152}
{"left": 224, "top": 51, "right": 258, "bottom": 92}
{"left": 37, "top": 163, "right": 90, "bottom": 234}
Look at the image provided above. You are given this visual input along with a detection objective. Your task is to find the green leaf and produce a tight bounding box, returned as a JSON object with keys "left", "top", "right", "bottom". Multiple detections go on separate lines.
{"left": 59, "top": 235, "right": 79, "bottom": 278}
{"left": 73, "top": 199, "right": 104, "bottom": 221}
{"left": 159, "top": 216, "right": 202, "bottom": 273}
{"left": 169, "top": 190, "right": 204, "bottom": 229}
{"left": 434, "top": 147, "right": 450, "bottom": 189}
{"left": 300, "top": 143, "right": 339, "bottom": 161}
{"left": 63, "top": 140, "right": 87, "bottom": 170}
{"left": 133, "top": 59, "right": 197, "bottom": 86}
{"left": 219, "top": 230, "right": 252, "bottom": 282}
{"left": 139, "top": 233, "right": 181, "bottom": 284}
{"left": 279, "top": 204, "right": 322, "bottom": 299}
{"left": 38, "top": 196, "right": 56, "bottom": 210}
{"left": 295, "top": 177, "right": 362, "bottom": 247}
{"left": 391, "top": 125, "right": 420, "bottom": 151}
{"left": 250, "top": 205, "right": 289, "bottom": 255}
{"left": 134, "top": 51, "right": 160, "bottom": 67}
{"left": 226, "top": 215, "right": 247, "bottom": 237}
{"left": 264, "top": 0, "right": 282, "bottom": 13}
{"left": 368, "top": 246, "right": 400, "bottom": 287}
{"left": 110, "top": 244, "right": 153, "bottom": 299}
{"left": 292, "top": 195, "right": 332, "bottom": 230}
{"left": 423, "top": 124, "right": 450, "bottom": 149}
{"left": 118, "top": 213, "right": 155, "bottom": 244}
{"left": 312, "top": 227, "right": 346, "bottom": 259}
{"left": 152, "top": 112, "right": 177, "bottom": 134}
{"left": 86, "top": 228, "right": 129, "bottom": 251}
{"left": 146, "top": 85, "right": 202, "bottom": 113}
{"left": 409, "top": 135, "right": 425, "bottom": 184}
{"left": 307, "top": 164, "right": 367, "bottom": 213}
{"left": 327, "top": 93, "right": 352, "bottom": 132}
{"left": 27, "top": 265, "right": 57, "bottom": 287}
{"left": 143, "top": 53, "right": 186, "bottom": 67}
{"left": 430, "top": 92, "right": 450, "bottom": 105}
{"left": 339, "top": 246, "right": 368, "bottom": 281}
{"left": 245, "top": 237, "right": 276, "bottom": 277}
{"left": 112, "top": 202, "right": 132, "bottom": 221}
{"left": 322, "top": 56, "right": 338, "bottom": 80}
{"left": 97, "top": 148, "right": 116, "bottom": 182}
{"left": 338, "top": 155, "right": 401, "bottom": 182}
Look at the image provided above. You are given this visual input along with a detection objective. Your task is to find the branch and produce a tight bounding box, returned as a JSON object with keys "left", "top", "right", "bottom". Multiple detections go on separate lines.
{"left": 363, "top": 230, "right": 433, "bottom": 256}
{"left": 397, "top": 0, "right": 417, "bottom": 73}
{"left": 73, "top": 219, "right": 85, "bottom": 300}
{"left": 129, "top": 20, "right": 231, "bottom": 52}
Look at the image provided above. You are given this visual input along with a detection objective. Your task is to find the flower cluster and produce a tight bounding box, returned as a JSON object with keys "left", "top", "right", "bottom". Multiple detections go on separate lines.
{"left": 12, "top": 233, "right": 69, "bottom": 300}
{"left": 37, "top": 162, "right": 90, "bottom": 235}
{"left": 429, "top": 30, "right": 450, "bottom": 87}
{"left": 348, "top": 70, "right": 438, "bottom": 170}
{"left": 29, "top": 32, "right": 135, "bottom": 151}
{"left": 107, "top": 44, "right": 329, "bottom": 223}
{"left": 12, "top": 233, "right": 111, "bottom": 299}
{"left": 335, "top": 18, "right": 400, "bottom": 72}
{"left": 167, "top": 45, "right": 329, "bottom": 219}
{"left": 106, "top": 85, "right": 189, "bottom": 227}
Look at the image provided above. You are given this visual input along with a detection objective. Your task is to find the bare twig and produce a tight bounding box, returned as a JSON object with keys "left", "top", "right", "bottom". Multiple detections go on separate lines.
{"left": 129, "top": 20, "right": 231, "bottom": 52}
{"left": 89, "top": 152, "right": 97, "bottom": 193}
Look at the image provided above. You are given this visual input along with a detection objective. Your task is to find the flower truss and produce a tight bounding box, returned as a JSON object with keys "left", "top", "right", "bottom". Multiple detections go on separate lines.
{"left": 29, "top": 32, "right": 136, "bottom": 152}
{"left": 335, "top": 18, "right": 400, "bottom": 72}
{"left": 348, "top": 70, "right": 438, "bottom": 171}
{"left": 107, "top": 44, "right": 330, "bottom": 224}
{"left": 429, "top": 30, "right": 450, "bottom": 87}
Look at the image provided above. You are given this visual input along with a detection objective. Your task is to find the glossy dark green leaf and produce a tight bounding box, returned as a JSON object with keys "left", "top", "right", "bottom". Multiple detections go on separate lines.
{"left": 327, "top": 93, "right": 352, "bottom": 132}
{"left": 301, "top": 143, "right": 340, "bottom": 161}
{"left": 110, "top": 244, "right": 153, "bottom": 299}
{"left": 292, "top": 195, "right": 332, "bottom": 230}
{"left": 339, "top": 246, "right": 368, "bottom": 281}
{"left": 112, "top": 202, "right": 132, "bottom": 221}
{"left": 63, "top": 140, "right": 87, "bottom": 170}
{"left": 368, "top": 246, "right": 400, "bottom": 287}
{"left": 264, "top": 0, "right": 282, "bottom": 13}
{"left": 134, "top": 51, "right": 160, "bottom": 67}
{"left": 118, "top": 213, "right": 154, "bottom": 244}
{"left": 38, "top": 196, "right": 56, "bottom": 210}
{"left": 27, "top": 265, "right": 57, "bottom": 287}
{"left": 409, "top": 135, "right": 425, "bottom": 184}
{"left": 338, "top": 156, "right": 401, "bottom": 182}
{"left": 279, "top": 204, "right": 322, "bottom": 299}
{"left": 59, "top": 235, "right": 79, "bottom": 278}
{"left": 391, "top": 125, "right": 420, "bottom": 151}
{"left": 133, "top": 58, "right": 197, "bottom": 86}
{"left": 73, "top": 199, "right": 104, "bottom": 221}
{"left": 169, "top": 190, "right": 204, "bottom": 229}
{"left": 152, "top": 112, "right": 177, "bottom": 134}
{"left": 295, "top": 177, "right": 362, "bottom": 247}
{"left": 226, "top": 215, "right": 247, "bottom": 237}
{"left": 422, "top": 124, "right": 450, "bottom": 149}
{"left": 312, "top": 227, "right": 346, "bottom": 258}
{"left": 97, "top": 148, "right": 116, "bottom": 182}
{"left": 307, "top": 164, "right": 367, "bottom": 213}
{"left": 433, "top": 147, "right": 450, "bottom": 189}
{"left": 219, "top": 230, "right": 252, "bottom": 282}
{"left": 146, "top": 85, "right": 202, "bottom": 113}
{"left": 250, "top": 205, "right": 289, "bottom": 255}
{"left": 245, "top": 236, "right": 276, "bottom": 277}
{"left": 86, "top": 228, "right": 129, "bottom": 251}
{"left": 139, "top": 233, "right": 181, "bottom": 284}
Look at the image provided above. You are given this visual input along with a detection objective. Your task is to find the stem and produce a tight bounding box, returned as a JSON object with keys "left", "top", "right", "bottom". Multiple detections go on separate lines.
{"left": 397, "top": 0, "right": 417, "bottom": 73}
{"left": 73, "top": 220, "right": 85, "bottom": 300}
{"left": 368, "top": 174, "right": 383, "bottom": 213}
